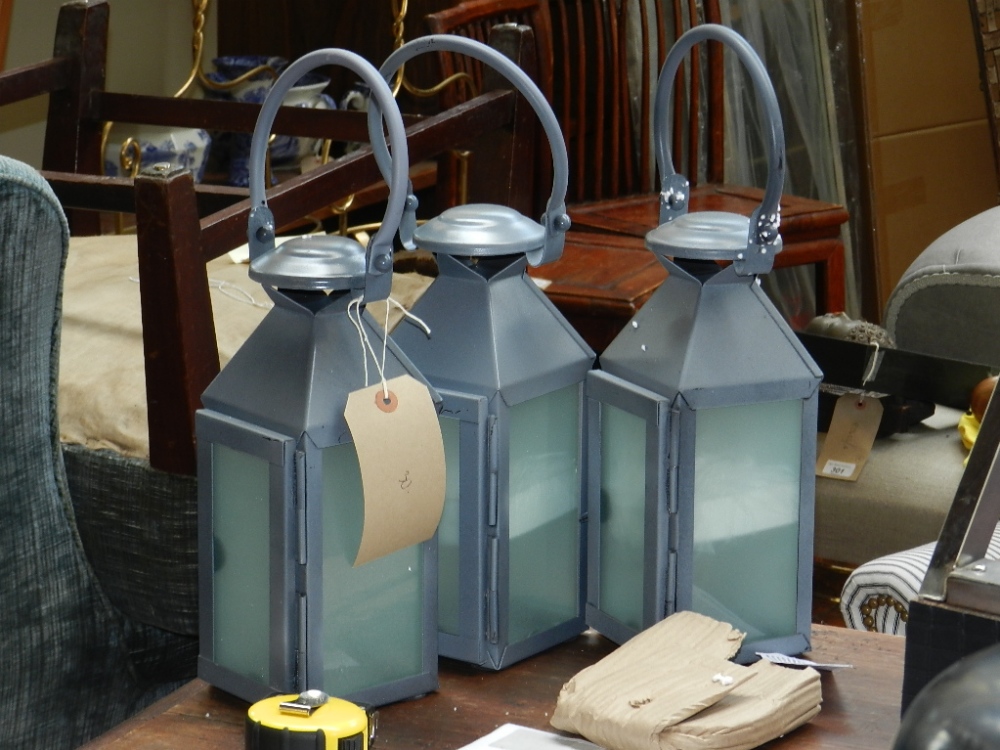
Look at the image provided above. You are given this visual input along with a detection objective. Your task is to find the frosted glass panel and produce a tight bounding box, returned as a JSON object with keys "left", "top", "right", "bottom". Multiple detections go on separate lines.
{"left": 692, "top": 400, "right": 802, "bottom": 641}
{"left": 508, "top": 385, "right": 581, "bottom": 643}
{"left": 598, "top": 403, "right": 647, "bottom": 630}
{"left": 322, "top": 443, "right": 424, "bottom": 695}
{"left": 437, "top": 417, "right": 461, "bottom": 636}
{"left": 212, "top": 443, "right": 270, "bottom": 684}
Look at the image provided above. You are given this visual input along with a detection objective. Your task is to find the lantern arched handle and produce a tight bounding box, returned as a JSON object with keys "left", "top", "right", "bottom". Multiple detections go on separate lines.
{"left": 369, "top": 34, "right": 571, "bottom": 268}
{"left": 246, "top": 48, "right": 409, "bottom": 296}
{"left": 654, "top": 24, "right": 785, "bottom": 269}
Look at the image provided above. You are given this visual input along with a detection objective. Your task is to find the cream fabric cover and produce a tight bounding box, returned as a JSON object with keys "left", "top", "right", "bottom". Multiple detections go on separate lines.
{"left": 814, "top": 424, "right": 967, "bottom": 565}
{"left": 59, "top": 234, "right": 431, "bottom": 459}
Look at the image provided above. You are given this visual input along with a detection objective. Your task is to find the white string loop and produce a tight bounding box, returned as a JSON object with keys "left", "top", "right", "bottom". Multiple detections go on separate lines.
{"left": 388, "top": 296, "right": 431, "bottom": 336}
{"left": 348, "top": 296, "right": 422, "bottom": 400}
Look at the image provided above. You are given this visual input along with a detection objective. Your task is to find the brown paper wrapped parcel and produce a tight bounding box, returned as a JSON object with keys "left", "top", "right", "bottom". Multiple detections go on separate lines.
{"left": 551, "top": 611, "right": 821, "bottom": 750}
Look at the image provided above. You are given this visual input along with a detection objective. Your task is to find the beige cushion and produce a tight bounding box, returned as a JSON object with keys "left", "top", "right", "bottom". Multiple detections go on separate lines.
{"left": 814, "top": 422, "right": 967, "bottom": 566}
{"left": 58, "top": 234, "right": 431, "bottom": 459}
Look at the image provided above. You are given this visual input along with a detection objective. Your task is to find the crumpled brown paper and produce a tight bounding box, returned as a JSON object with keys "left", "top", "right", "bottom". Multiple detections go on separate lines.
{"left": 551, "top": 612, "right": 821, "bottom": 750}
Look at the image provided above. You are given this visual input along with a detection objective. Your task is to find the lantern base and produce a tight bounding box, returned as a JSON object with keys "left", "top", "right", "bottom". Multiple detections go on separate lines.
{"left": 440, "top": 617, "right": 587, "bottom": 671}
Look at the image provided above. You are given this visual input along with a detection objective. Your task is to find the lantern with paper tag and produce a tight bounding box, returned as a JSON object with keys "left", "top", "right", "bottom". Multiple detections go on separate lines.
{"left": 196, "top": 48, "right": 444, "bottom": 705}
{"left": 369, "top": 35, "right": 595, "bottom": 669}
{"left": 584, "top": 24, "right": 822, "bottom": 659}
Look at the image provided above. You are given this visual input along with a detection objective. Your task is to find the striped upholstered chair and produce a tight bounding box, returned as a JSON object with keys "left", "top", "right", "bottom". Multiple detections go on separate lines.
{"left": 839, "top": 206, "right": 1000, "bottom": 634}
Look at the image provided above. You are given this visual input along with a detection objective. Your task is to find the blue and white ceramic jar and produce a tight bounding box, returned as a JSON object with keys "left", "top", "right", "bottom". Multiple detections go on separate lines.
{"left": 104, "top": 124, "right": 212, "bottom": 182}
{"left": 203, "top": 56, "right": 334, "bottom": 186}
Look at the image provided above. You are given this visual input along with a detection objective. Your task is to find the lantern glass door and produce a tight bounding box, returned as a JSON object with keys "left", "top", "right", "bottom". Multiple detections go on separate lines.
{"left": 508, "top": 384, "right": 581, "bottom": 643}
{"left": 597, "top": 402, "right": 647, "bottom": 630}
{"left": 211, "top": 443, "right": 272, "bottom": 685}
{"left": 691, "top": 399, "right": 803, "bottom": 641}
{"left": 321, "top": 443, "right": 425, "bottom": 694}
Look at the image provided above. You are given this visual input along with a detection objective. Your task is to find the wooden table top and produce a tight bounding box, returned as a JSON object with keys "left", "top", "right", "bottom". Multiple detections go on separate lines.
{"left": 568, "top": 185, "right": 850, "bottom": 242}
{"left": 83, "top": 624, "right": 904, "bottom": 750}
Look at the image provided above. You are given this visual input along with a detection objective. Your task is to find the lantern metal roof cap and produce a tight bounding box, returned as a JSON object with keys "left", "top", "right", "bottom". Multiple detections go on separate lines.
{"left": 370, "top": 34, "right": 571, "bottom": 267}
{"left": 245, "top": 48, "right": 409, "bottom": 301}
{"left": 648, "top": 24, "right": 785, "bottom": 277}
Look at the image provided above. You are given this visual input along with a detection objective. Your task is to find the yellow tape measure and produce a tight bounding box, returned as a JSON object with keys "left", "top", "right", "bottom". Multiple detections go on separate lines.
{"left": 246, "top": 689, "right": 374, "bottom": 749}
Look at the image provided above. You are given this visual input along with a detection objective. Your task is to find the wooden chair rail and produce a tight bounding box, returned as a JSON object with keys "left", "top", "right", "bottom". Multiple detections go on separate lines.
{"left": 39, "top": 86, "right": 521, "bottom": 476}
{"left": 197, "top": 90, "right": 517, "bottom": 262}
{"left": 45, "top": 90, "right": 518, "bottom": 263}
{"left": 0, "top": 57, "right": 73, "bottom": 102}
{"left": 94, "top": 92, "right": 425, "bottom": 141}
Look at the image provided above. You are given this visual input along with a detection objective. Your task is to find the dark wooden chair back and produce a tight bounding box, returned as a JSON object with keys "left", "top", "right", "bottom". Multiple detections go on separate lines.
{"left": 425, "top": 0, "right": 723, "bottom": 205}
{"left": 0, "top": 0, "right": 538, "bottom": 474}
{"left": 425, "top": 0, "right": 555, "bottom": 107}
{"left": 547, "top": 0, "right": 723, "bottom": 204}
{"left": 424, "top": 0, "right": 849, "bottom": 327}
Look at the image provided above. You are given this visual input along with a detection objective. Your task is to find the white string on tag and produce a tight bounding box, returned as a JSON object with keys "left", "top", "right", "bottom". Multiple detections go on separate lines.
{"left": 380, "top": 298, "right": 391, "bottom": 398}
{"left": 348, "top": 296, "right": 432, "bottom": 400}
{"left": 347, "top": 296, "right": 378, "bottom": 392}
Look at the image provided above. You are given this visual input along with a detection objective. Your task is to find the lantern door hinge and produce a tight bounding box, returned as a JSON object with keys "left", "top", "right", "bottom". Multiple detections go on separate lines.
{"left": 665, "top": 405, "right": 680, "bottom": 617}
{"left": 666, "top": 406, "right": 681, "bottom": 516}
{"left": 295, "top": 448, "right": 307, "bottom": 566}
{"left": 297, "top": 592, "right": 308, "bottom": 690}
{"left": 665, "top": 549, "right": 677, "bottom": 615}
{"left": 487, "top": 414, "right": 499, "bottom": 528}
{"left": 487, "top": 536, "right": 499, "bottom": 643}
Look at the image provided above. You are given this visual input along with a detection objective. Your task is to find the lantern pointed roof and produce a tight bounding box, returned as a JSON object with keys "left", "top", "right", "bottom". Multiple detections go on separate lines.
{"left": 202, "top": 298, "right": 432, "bottom": 445}
{"left": 600, "top": 265, "right": 822, "bottom": 408}
{"left": 391, "top": 255, "right": 595, "bottom": 406}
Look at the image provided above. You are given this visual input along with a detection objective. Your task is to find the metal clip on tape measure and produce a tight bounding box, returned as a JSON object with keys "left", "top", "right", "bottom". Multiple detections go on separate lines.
{"left": 246, "top": 689, "right": 375, "bottom": 750}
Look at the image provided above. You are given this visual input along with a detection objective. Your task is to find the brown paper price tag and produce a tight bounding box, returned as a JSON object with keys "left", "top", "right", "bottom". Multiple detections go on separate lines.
{"left": 345, "top": 374, "right": 446, "bottom": 565}
{"left": 815, "top": 394, "right": 884, "bottom": 482}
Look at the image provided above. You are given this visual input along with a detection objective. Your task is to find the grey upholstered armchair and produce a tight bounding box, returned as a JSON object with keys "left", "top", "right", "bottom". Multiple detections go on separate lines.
{"left": 0, "top": 155, "right": 195, "bottom": 748}
{"left": 833, "top": 205, "right": 1000, "bottom": 635}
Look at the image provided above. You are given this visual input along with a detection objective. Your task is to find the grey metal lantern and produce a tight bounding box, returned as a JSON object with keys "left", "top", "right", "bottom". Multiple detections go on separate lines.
{"left": 196, "top": 49, "right": 440, "bottom": 705}
{"left": 585, "top": 25, "right": 822, "bottom": 660}
{"left": 370, "top": 35, "right": 595, "bottom": 670}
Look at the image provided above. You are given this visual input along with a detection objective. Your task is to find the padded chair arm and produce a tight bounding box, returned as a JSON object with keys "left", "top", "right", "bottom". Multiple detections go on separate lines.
{"left": 885, "top": 205, "right": 1000, "bottom": 368}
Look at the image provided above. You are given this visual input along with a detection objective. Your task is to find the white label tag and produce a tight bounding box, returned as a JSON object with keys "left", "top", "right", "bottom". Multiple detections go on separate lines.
{"left": 815, "top": 394, "right": 883, "bottom": 482}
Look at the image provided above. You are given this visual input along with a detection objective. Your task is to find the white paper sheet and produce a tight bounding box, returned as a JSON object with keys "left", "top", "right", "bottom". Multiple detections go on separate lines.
{"left": 458, "top": 724, "right": 603, "bottom": 750}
